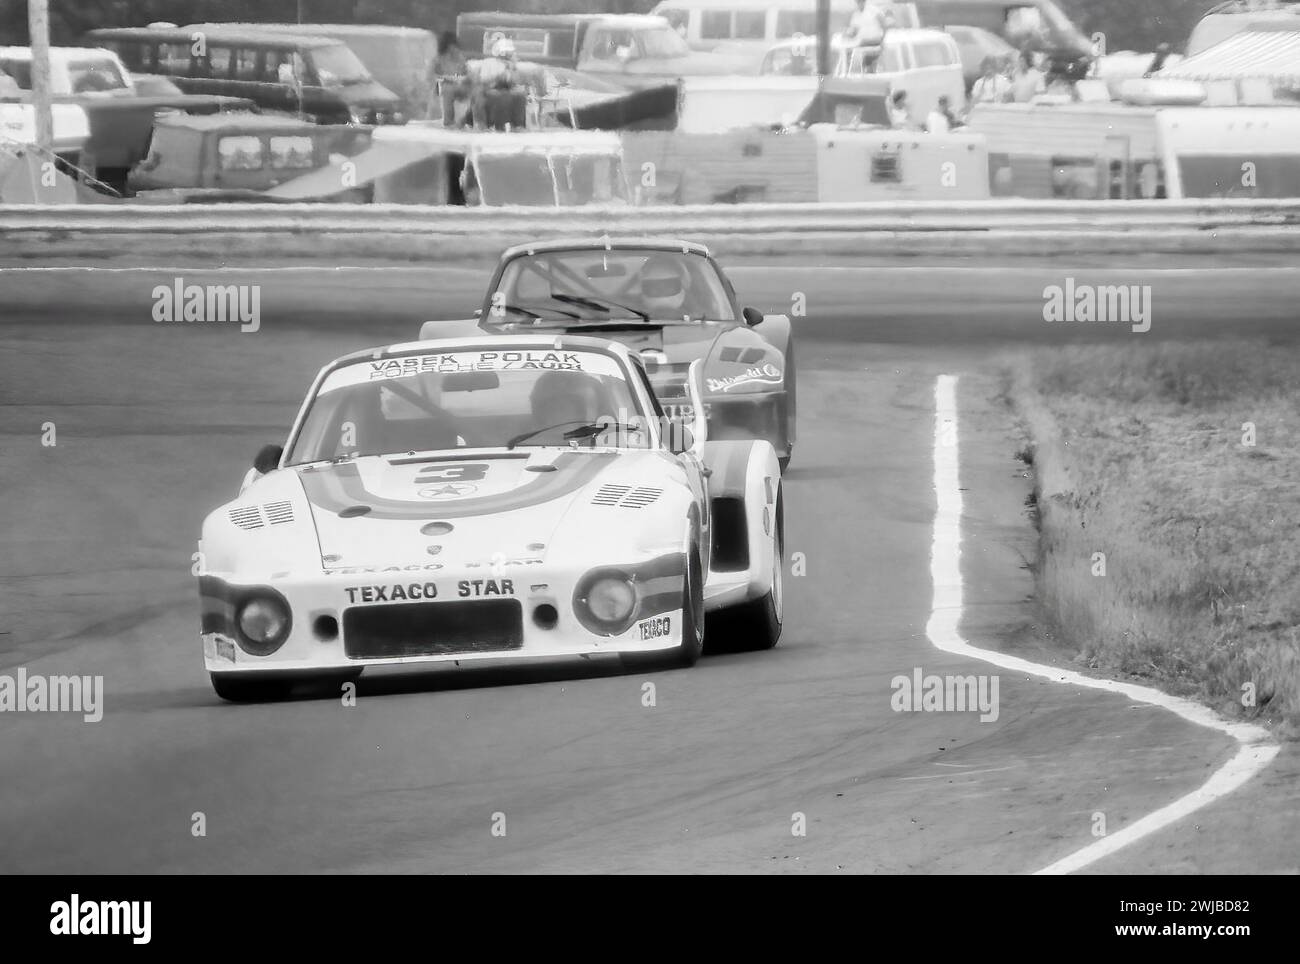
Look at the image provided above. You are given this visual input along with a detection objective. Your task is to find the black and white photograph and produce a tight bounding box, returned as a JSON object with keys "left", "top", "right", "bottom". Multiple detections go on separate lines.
{"left": 1, "top": 0, "right": 1297, "bottom": 913}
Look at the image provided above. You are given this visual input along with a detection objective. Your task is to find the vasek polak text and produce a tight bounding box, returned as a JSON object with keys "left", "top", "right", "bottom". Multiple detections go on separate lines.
{"left": 367, "top": 351, "right": 585, "bottom": 379}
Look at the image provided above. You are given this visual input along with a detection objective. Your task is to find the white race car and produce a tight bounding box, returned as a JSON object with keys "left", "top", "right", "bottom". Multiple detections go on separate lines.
{"left": 198, "top": 334, "right": 783, "bottom": 702}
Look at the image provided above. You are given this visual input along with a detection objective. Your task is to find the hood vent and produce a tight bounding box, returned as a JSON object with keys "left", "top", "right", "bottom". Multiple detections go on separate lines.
{"left": 592, "top": 485, "right": 663, "bottom": 508}
{"left": 229, "top": 501, "right": 295, "bottom": 529}
{"left": 264, "top": 501, "right": 295, "bottom": 525}
{"left": 592, "top": 484, "right": 632, "bottom": 505}
{"left": 229, "top": 505, "right": 264, "bottom": 530}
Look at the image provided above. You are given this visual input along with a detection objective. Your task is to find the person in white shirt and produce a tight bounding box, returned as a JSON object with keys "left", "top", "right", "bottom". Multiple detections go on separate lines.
{"left": 1009, "top": 51, "right": 1045, "bottom": 102}
{"left": 889, "top": 89, "right": 911, "bottom": 127}
{"left": 971, "top": 56, "right": 1012, "bottom": 104}
{"left": 925, "top": 95, "right": 957, "bottom": 133}
{"left": 845, "top": 0, "right": 890, "bottom": 47}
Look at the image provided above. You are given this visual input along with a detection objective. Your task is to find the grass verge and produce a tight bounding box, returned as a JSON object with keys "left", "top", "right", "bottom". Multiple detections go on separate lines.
{"left": 1006, "top": 340, "right": 1300, "bottom": 732}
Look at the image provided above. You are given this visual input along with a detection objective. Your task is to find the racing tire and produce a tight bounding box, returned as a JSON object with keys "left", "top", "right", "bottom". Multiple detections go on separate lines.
{"left": 715, "top": 489, "right": 784, "bottom": 651}
{"left": 623, "top": 541, "right": 705, "bottom": 671}
{"left": 210, "top": 673, "right": 292, "bottom": 703}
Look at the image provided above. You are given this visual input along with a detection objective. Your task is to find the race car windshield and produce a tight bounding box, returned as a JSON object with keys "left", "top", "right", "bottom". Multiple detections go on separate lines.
{"left": 285, "top": 349, "right": 653, "bottom": 463}
{"left": 492, "top": 249, "right": 735, "bottom": 323}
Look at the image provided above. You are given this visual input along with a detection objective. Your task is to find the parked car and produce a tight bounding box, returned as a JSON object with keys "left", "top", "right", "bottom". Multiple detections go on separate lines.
{"left": 83, "top": 26, "right": 404, "bottom": 125}
{"left": 127, "top": 112, "right": 370, "bottom": 199}
{"left": 187, "top": 23, "right": 437, "bottom": 119}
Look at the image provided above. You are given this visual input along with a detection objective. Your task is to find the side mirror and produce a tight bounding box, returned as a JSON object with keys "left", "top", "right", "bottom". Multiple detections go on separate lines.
{"left": 742, "top": 306, "right": 764, "bottom": 326}
{"left": 254, "top": 443, "right": 283, "bottom": 475}
{"left": 685, "top": 359, "right": 707, "bottom": 456}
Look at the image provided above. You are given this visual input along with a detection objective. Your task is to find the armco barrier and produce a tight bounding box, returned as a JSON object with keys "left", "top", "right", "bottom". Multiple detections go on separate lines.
{"left": 2, "top": 199, "right": 1298, "bottom": 261}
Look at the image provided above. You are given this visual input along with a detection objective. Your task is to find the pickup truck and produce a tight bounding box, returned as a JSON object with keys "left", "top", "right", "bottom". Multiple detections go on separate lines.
{"left": 455, "top": 13, "right": 750, "bottom": 88}
{"left": 0, "top": 45, "right": 252, "bottom": 193}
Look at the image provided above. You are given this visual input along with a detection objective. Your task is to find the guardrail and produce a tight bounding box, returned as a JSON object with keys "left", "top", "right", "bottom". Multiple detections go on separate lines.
{"left": 3, "top": 199, "right": 1298, "bottom": 261}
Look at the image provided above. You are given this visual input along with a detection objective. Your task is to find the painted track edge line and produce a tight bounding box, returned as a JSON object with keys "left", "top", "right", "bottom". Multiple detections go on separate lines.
{"left": 926, "top": 373, "right": 1279, "bottom": 876}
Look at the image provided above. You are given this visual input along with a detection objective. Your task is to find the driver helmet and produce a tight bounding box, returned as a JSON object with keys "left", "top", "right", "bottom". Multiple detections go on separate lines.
{"left": 529, "top": 371, "right": 606, "bottom": 431}
{"left": 379, "top": 373, "right": 442, "bottom": 421}
{"left": 491, "top": 37, "right": 517, "bottom": 60}
{"left": 640, "top": 256, "right": 688, "bottom": 318}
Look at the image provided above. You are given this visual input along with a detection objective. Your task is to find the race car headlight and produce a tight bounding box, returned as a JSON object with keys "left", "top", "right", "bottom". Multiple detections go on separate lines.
{"left": 235, "top": 592, "right": 292, "bottom": 655}
{"left": 348, "top": 107, "right": 371, "bottom": 125}
{"left": 573, "top": 570, "right": 637, "bottom": 636}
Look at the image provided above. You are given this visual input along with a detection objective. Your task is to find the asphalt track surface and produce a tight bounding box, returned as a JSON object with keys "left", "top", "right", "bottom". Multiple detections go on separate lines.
{"left": 1, "top": 254, "right": 1298, "bottom": 873}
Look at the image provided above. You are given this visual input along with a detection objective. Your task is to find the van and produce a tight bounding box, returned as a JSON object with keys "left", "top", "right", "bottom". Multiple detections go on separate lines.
{"left": 82, "top": 26, "right": 404, "bottom": 124}
{"left": 186, "top": 24, "right": 437, "bottom": 118}
{"left": 759, "top": 29, "right": 966, "bottom": 121}
{"left": 655, "top": 0, "right": 1090, "bottom": 74}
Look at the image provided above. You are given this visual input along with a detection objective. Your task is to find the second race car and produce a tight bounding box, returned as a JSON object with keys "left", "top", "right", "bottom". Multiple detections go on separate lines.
{"left": 421, "top": 238, "right": 797, "bottom": 471}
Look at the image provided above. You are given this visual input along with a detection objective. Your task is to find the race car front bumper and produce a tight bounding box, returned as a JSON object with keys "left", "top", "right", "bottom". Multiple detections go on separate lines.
{"left": 198, "top": 555, "right": 689, "bottom": 675}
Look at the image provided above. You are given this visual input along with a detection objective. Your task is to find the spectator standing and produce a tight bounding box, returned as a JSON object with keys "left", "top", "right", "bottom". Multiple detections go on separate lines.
{"left": 430, "top": 31, "right": 470, "bottom": 126}
{"left": 845, "top": 0, "right": 890, "bottom": 47}
{"left": 1010, "top": 50, "right": 1046, "bottom": 102}
{"left": 971, "top": 56, "right": 1011, "bottom": 104}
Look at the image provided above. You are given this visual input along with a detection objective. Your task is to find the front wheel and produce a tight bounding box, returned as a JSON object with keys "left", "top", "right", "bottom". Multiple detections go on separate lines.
{"left": 210, "top": 673, "right": 292, "bottom": 703}
{"left": 623, "top": 541, "right": 704, "bottom": 671}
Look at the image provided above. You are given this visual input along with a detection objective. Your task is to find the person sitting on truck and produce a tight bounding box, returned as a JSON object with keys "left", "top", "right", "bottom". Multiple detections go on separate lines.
{"left": 889, "top": 90, "right": 911, "bottom": 128}
{"left": 471, "top": 37, "right": 527, "bottom": 131}
{"left": 925, "top": 95, "right": 959, "bottom": 133}
{"left": 430, "top": 31, "right": 470, "bottom": 127}
{"left": 1143, "top": 43, "right": 1173, "bottom": 78}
